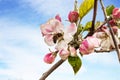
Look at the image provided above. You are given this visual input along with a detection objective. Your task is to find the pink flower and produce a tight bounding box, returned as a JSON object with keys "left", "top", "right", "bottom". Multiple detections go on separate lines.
{"left": 59, "top": 49, "right": 70, "bottom": 60}
{"left": 55, "top": 14, "right": 62, "bottom": 22}
{"left": 44, "top": 53, "right": 55, "bottom": 64}
{"left": 79, "top": 36, "right": 100, "bottom": 55}
{"left": 67, "top": 23, "right": 77, "bottom": 35}
{"left": 111, "top": 26, "right": 118, "bottom": 34}
{"left": 40, "top": 18, "right": 64, "bottom": 46}
{"left": 68, "top": 11, "right": 79, "bottom": 23}
{"left": 109, "top": 19, "right": 116, "bottom": 26}
{"left": 112, "top": 8, "right": 120, "bottom": 19}
{"left": 55, "top": 23, "right": 77, "bottom": 51}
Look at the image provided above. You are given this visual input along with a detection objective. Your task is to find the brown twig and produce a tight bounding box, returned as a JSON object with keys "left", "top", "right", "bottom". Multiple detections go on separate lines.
{"left": 100, "top": 0, "right": 120, "bottom": 62}
{"left": 95, "top": 49, "right": 115, "bottom": 53}
{"left": 39, "top": 59, "right": 65, "bottom": 80}
{"left": 85, "top": 0, "right": 98, "bottom": 37}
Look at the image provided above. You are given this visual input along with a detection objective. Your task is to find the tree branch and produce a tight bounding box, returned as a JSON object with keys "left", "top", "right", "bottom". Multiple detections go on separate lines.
{"left": 86, "top": 0, "right": 98, "bottom": 37}
{"left": 100, "top": 0, "right": 120, "bottom": 62}
{"left": 95, "top": 49, "right": 115, "bottom": 53}
{"left": 39, "top": 59, "right": 65, "bottom": 80}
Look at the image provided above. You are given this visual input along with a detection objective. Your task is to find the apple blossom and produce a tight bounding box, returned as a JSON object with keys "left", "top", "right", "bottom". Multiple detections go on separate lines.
{"left": 55, "top": 23, "right": 77, "bottom": 51}
{"left": 59, "top": 49, "right": 70, "bottom": 60}
{"left": 55, "top": 14, "right": 62, "bottom": 22}
{"left": 79, "top": 36, "right": 100, "bottom": 55}
{"left": 109, "top": 19, "right": 116, "bottom": 26}
{"left": 111, "top": 26, "right": 119, "bottom": 34}
{"left": 40, "top": 18, "right": 64, "bottom": 46}
{"left": 68, "top": 11, "right": 79, "bottom": 23}
{"left": 44, "top": 53, "right": 56, "bottom": 64}
{"left": 112, "top": 8, "right": 120, "bottom": 19}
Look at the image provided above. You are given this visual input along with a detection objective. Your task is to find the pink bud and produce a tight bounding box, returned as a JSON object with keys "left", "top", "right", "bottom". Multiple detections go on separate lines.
{"left": 79, "top": 39, "right": 94, "bottom": 55}
{"left": 44, "top": 53, "right": 55, "bottom": 64}
{"left": 112, "top": 8, "right": 120, "bottom": 19}
{"left": 109, "top": 19, "right": 116, "bottom": 26}
{"left": 79, "top": 36, "right": 100, "bottom": 55}
{"left": 68, "top": 11, "right": 79, "bottom": 23}
{"left": 111, "top": 26, "right": 118, "bottom": 34}
{"left": 59, "top": 49, "right": 70, "bottom": 60}
{"left": 55, "top": 14, "right": 62, "bottom": 22}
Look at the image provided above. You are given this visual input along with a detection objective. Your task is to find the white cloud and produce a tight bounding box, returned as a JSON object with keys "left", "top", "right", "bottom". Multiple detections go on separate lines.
{"left": 0, "top": 18, "right": 87, "bottom": 80}
{"left": 82, "top": 52, "right": 119, "bottom": 65}
{"left": 0, "top": 18, "right": 51, "bottom": 79}
{"left": 20, "top": 0, "right": 75, "bottom": 19}
{"left": 0, "top": 17, "right": 120, "bottom": 80}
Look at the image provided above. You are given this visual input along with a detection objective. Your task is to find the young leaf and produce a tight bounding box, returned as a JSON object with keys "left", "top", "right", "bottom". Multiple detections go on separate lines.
{"left": 79, "top": 0, "right": 94, "bottom": 20}
{"left": 84, "top": 21, "right": 92, "bottom": 31}
{"left": 68, "top": 56, "right": 82, "bottom": 74}
{"left": 95, "top": 21, "right": 102, "bottom": 30}
{"left": 106, "top": 5, "right": 115, "bottom": 16}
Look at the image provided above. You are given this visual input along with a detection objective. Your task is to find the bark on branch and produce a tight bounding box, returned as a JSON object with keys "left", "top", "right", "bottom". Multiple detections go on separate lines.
{"left": 100, "top": 0, "right": 120, "bottom": 62}
{"left": 39, "top": 59, "right": 65, "bottom": 80}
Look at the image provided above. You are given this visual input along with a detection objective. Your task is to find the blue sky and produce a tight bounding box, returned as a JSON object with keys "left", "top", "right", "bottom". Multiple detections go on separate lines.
{"left": 0, "top": 0, "right": 120, "bottom": 80}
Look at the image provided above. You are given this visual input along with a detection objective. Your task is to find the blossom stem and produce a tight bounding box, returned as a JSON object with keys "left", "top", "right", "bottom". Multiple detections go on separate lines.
{"left": 39, "top": 59, "right": 65, "bottom": 80}
{"left": 100, "top": 0, "right": 120, "bottom": 62}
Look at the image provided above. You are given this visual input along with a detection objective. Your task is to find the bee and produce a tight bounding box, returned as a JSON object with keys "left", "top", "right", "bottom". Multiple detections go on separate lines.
{"left": 53, "top": 33, "right": 63, "bottom": 43}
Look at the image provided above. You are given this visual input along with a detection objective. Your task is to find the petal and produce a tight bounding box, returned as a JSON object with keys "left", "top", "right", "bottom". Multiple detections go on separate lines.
{"left": 44, "top": 35, "right": 54, "bottom": 46}
{"left": 63, "top": 32, "right": 73, "bottom": 43}
{"left": 67, "top": 23, "right": 77, "bottom": 35}
{"left": 79, "top": 44, "right": 89, "bottom": 55}
{"left": 44, "top": 53, "right": 55, "bottom": 64}
{"left": 117, "top": 29, "right": 120, "bottom": 38}
{"left": 55, "top": 14, "right": 62, "bottom": 22}
{"left": 100, "top": 37, "right": 111, "bottom": 50}
{"left": 55, "top": 40, "right": 68, "bottom": 51}
{"left": 40, "top": 24, "right": 54, "bottom": 36}
{"left": 59, "top": 49, "right": 70, "bottom": 60}
{"left": 87, "top": 36, "right": 100, "bottom": 48}
{"left": 49, "top": 18, "right": 64, "bottom": 33}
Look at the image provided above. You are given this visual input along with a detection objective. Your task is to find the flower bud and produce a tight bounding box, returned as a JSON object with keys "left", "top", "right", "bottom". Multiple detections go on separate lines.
{"left": 111, "top": 26, "right": 118, "bottom": 34}
{"left": 44, "top": 53, "right": 55, "bottom": 64}
{"left": 68, "top": 11, "right": 79, "bottom": 23}
{"left": 55, "top": 14, "right": 62, "bottom": 22}
{"left": 109, "top": 19, "right": 116, "bottom": 26}
{"left": 112, "top": 8, "right": 120, "bottom": 19}
{"left": 79, "top": 36, "right": 100, "bottom": 55}
{"left": 59, "top": 49, "right": 70, "bottom": 60}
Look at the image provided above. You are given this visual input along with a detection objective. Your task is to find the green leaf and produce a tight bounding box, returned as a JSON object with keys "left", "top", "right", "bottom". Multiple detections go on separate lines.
{"left": 84, "top": 21, "right": 92, "bottom": 31}
{"left": 79, "top": 0, "right": 94, "bottom": 20}
{"left": 68, "top": 56, "right": 82, "bottom": 74}
{"left": 95, "top": 21, "right": 102, "bottom": 30}
{"left": 106, "top": 5, "right": 115, "bottom": 16}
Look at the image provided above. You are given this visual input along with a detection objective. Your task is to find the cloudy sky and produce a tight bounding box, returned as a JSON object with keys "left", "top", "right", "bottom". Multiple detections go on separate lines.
{"left": 0, "top": 0, "right": 120, "bottom": 80}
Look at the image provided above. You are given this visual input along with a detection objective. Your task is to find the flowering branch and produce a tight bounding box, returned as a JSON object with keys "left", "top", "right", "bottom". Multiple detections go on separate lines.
{"left": 39, "top": 59, "right": 65, "bottom": 80}
{"left": 39, "top": 0, "right": 120, "bottom": 79}
{"left": 100, "top": 0, "right": 120, "bottom": 62}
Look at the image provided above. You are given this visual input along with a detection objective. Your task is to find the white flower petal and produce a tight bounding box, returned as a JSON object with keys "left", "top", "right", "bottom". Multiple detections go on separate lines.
{"left": 55, "top": 40, "right": 68, "bottom": 51}
{"left": 67, "top": 23, "right": 77, "bottom": 35}
{"left": 44, "top": 35, "right": 54, "bottom": 46}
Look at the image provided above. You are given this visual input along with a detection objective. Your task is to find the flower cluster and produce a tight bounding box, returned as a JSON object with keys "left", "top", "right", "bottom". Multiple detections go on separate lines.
{"left": 40, "top": 7, "right": 120, "bottom": 64}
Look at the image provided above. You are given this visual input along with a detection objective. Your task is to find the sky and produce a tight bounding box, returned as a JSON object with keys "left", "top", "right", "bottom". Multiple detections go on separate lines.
{"left": 0, "top": 0, "right": 120, "bottom": 80}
